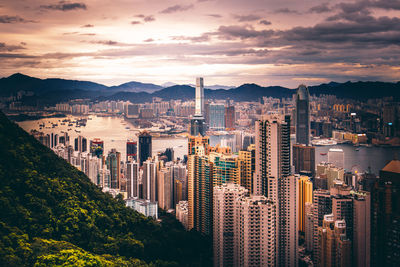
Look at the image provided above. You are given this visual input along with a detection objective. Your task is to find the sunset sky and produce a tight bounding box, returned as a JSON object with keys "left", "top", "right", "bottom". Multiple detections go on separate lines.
{"left": 1, "top": 0, "right": 399, "bottom": 87}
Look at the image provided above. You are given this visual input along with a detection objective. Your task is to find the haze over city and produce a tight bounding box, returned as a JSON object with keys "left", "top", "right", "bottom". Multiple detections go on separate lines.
{"left": 1, "top": 0, "right": 400, "bottom": 86}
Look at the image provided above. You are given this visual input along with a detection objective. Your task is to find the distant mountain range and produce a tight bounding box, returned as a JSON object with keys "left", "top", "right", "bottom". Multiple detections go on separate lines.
{"left": 0, "top": 73, "right": 399, "bottom": 106}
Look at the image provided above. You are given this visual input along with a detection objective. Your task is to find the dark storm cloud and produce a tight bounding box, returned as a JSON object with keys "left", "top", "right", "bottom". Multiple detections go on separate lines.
{"left": 144, "top": 38, "right": 154, "bottom": 42}
{"left": 233, "top": 14, "right": 261, "bottom": 22}
{"left": 259, "top": 20, "right": 271, "bottom": 25}
{"left": 160, "top": 4, "right": 194, "bottom": 14}
{"left": 274, "top": 8, "right": 300, "bottom": 14}
{"left": 0, "top": 15, "right": 36, "bottom": 23}
{"left": 0, "top": 43, "right": 25, "bottom": 52}
{"left": 40, "top": 1, "right": 87, "bottom": 11}
{"left": 336, "top": 0, "right": 400, "bottom": 12}
{"left": 309, "top": 3, "right": 332, "bottom": 13}
{"left": 131, "top": 21, "right": 141, "bottom": 25}
{"left": 81, "top": 24, "right": 94, "bottom": 27}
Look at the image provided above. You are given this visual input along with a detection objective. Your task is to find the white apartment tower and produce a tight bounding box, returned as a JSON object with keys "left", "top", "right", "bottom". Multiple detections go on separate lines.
{"left": 213, "top": 183, "right": 248, "bottom": 267}
{"left": 234, "top": 195, "right": 277, "bottom": 267}
{"left": 126, "top": 161, "right": 139, "bottom": 198}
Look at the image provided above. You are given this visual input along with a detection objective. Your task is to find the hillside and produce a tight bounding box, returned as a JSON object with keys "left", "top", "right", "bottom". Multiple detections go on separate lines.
{"left": 0, "top": 111, "right": 211, "bottom": 266}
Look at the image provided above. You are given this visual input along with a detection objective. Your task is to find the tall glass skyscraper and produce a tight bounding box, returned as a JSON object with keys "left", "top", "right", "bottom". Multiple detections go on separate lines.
{"left": 296, "top": 84, "right": 310, "bottom": 145}
{"left": 209, "top": 103, "right": 225, "bottom": 130}
{"left": 139, "top": 131, "right": 152, "bottom": 166}
{"left": 190, "top": 77, "right": 206, "bottom": 136}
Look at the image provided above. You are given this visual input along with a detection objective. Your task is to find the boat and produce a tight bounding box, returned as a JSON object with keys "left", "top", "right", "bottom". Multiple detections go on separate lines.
{"left": 311, "top": 139, "right": 338, "bottom": 146}
{"left": 320, "top": 153, "right": 327, "bottom": 156}
{"left": 355, "top": 148, "right": 360, "bottom": 151}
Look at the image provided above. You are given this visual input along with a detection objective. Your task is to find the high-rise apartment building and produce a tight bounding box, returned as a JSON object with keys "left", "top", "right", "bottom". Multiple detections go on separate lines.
{"left": 318, "top": 214, "right": 352, "bottom": 267}
{"left": 313, "top": 184, "right": 370, "bottom": 266}
{"left": 313, "top": 190, "right": 332, "bottom": 260}
{"left": 210, "top": 152, "right": 239, "bottom": 186}
{"left": 296, "top": 84, "right": 310, "bottom": 145}
{"left": 106, "top": 148, "right": 121, "bottom": 189}
{"left": 293, "top": 144, "right": 315, "bottom": 177}
{"left": 187, "top": 145, "right": 213, "bottom": 234}
{"left": 225, "top": 105, "right": 235, "bottom": 130}
{"left": 254, "top": 114, "right": 297, "bottom": 267}
{"left": 126, "top": 161, "right": 139, "bottom": 199}
{"left": 139, "top": 131, "right": 152, "bottom": 166}
{"left": 305, "top": 202, "right": 314, "bottom": 252}
{"left": 254, "top": 114, "right": 291, "bottom": 196}
{"left": 234, "top": 195, "right": 277, "bottom": 267}
{"left": 299, "top": 176, "right": 313, "bottom": 232}
{"left": 142, "top": 159, "right": 157, "bottom": 201}
{"left": 353, "top": 191, "right": 371, "bottom": 267}
{"left": 371, "top": 160, "right": 400, "bottom": 267}
{"left": 188, "top": 135, "right": 209, "bottom": 156}
{"left": 74, "top": 135, "right": 87, "bottom": 153}
{"left": 158, "top": 167, "right": 173, "bottom": 210}
{"left": 237, "top": 149, "right": 252, "bottom": 193}
{"left": 213, "top": 183, "right": 248, "bottom": 267}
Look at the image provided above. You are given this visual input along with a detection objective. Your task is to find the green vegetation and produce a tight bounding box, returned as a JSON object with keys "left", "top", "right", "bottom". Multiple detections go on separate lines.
{"left": 0, "top": 112, "right": 212, "bottom": 266}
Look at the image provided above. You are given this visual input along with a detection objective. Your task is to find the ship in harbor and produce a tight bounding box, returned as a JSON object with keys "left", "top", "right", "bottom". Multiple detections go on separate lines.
{"left": 311, "top": 138, "right": 338, "bottom": 146}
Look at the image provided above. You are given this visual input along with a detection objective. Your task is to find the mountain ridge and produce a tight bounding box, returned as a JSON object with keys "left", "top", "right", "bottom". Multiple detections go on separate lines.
{"left": 1, "top": 73, "right": 399, "bottom": 104}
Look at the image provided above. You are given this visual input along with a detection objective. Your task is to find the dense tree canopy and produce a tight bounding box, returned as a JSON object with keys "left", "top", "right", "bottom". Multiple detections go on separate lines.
{"left": 0, "top": 112, "right": 212, "bottom": 266}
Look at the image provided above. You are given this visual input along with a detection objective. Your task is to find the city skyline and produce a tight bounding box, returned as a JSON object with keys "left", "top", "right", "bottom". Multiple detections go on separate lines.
{"left": 1, "top": 0, "right": 400, "bottom": 87}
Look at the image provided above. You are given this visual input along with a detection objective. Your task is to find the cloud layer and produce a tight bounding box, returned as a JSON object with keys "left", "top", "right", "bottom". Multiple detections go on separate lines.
{"left": 0, "top": 0, "right": 399, "bottom": 87}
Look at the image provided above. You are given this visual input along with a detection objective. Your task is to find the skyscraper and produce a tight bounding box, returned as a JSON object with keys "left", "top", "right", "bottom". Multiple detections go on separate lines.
{"left": 106, "top": 148, "right": 121, "bottom": 189}
{"left": 126, "top": 161, "right": 139, "bottom": 198}
{"left": 195, "top": 77, "right": 204, "bottom": 116}
{"left": 126, "top": 139, "right": 137, "bottom": 162}
{"left": 158, "top": 166, "right": 173, "bottom": 210}
{"left": 234, "top": 195, "right": 277, "bottom": 267}
{"left": 139, "top": 131, "right": 152, "bottom": 166}
{"left": 371, "top": 160, "right": 400, "bottom": 266}
{"left": 74, "top": 135, "right": 87, "bottom": 153}
{"left": 317, "top": 215, "right": 352, "bottom": 267}
{"left": 187, "top": 145, "right": 213, "bottom": 234}
{"left": 213, "top": 183, "right": 248, "bottom": 267}
{"left": 142, "top": 159, "right": 157, "bottom": 201}
{"left": 190, "top": 77, "right": 206, "bottom": 136}
{"left": 299, "top": 176, "right": 313, "bottom": 232}
{"left": 293, "top": 144, "right": 315, "bottom": 177}
{"left": 188, "top": 135, "right": 209, "bottom": 156}
{"left": 254, "top": 115, "right": 298, "bottom": 267}
{"left": 225, "top": 105, "right": 235, "bottom": 130}
{"left": 296, "top": 84, "right": 310, "bottom": 145}
{"left": 209, "top": 103, "right": 225, "bottom": 130}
